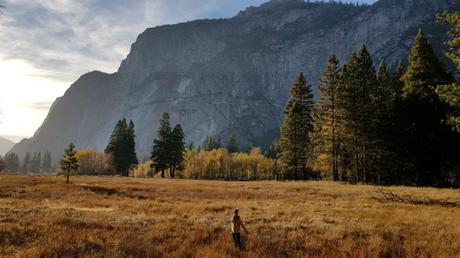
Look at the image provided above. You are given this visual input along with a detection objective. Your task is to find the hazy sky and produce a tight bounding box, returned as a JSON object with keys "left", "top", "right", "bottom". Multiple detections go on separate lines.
{"left": 0, "top": 0, "right": 376, "bottom": 142}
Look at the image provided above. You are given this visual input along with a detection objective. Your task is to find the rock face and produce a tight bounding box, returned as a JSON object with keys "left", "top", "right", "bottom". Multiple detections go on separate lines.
{"left": 10, "top": 0, "right": 460, "bottom": 162}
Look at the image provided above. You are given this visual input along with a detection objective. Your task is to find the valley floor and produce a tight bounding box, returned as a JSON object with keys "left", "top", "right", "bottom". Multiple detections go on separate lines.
{"left": 0, "top": 175, "right": 459, "bottom": 257}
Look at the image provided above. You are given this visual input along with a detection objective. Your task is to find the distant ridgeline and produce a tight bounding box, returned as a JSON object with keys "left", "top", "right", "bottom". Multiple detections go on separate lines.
{"left": 6, "top": 0, "right": 460, "bottom": 186}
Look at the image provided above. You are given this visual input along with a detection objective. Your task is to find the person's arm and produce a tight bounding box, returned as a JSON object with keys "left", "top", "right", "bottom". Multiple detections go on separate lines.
{"left": 240, "top": 218, "right": 249, "bottom": 234}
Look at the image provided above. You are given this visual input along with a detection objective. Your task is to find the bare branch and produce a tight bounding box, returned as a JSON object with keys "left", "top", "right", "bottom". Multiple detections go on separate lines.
{"left": 372, "top": 189, "right": 460, "bottom": 208}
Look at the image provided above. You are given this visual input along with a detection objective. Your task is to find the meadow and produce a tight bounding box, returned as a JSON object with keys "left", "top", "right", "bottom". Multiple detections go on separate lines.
{"left": 0, "top": 175, "right": 459, "bottom": 258}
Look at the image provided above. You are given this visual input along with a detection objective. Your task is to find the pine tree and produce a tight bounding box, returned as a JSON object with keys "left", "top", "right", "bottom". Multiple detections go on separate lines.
{"left": 105, "top": 119, "right": 138, "bottom": 176}
{"left": 339, "top": 52, "right": 359, "bottom": 183}
{"left": 42, "top": 151, "right": 52, "bottom": 172}
{"left": 226, "top": 134, "right": 239, "bottom": 153}
{"left": 151, "top": 113, "right": 172, "bottom": 178}
{"left": 265, "top": 140, "right": 281, "bottom": 180}
{"left": 22, "top": 152, "right": 31, "bottom": 172}
{"left": 392, "top": 62, "right": 406, "bottom": 100}
{"left": 312, "top": 55, "right": 342, "bottom": 181}
{"left": 126, "top": 120, "right": 139, "bottom": 173}
{"left": 386, "top": 62, "right": 413, "bottom": 184}
{"left": 36, "top": 152, "right": 42, "bottom": 173}
{"left": 357, "top": 46, "right": 378, "bottom": 183}
{"left": 437, "top": 12, "right": 460, "bottom": 133}
{"left": 339, "top": 46, "right": 377, "bottom": 183}
{"left": 370, "top": 60, "right": 398, "bottom": 184}
{"left": 105, "top": 119, "right": 127, "bottom": 175}
{"left": 201, "top": 136, "right": 222, "bottom": 151}
{"left": 5, "top": 153, "right": 19, "bottom": 171}
{"left": 169, "top": 124, "right": 185, "bottom": 178}
{"left": 30, "top": 153, "right": 37, "bottom": 172}
{"left": 279, "top": 73, "right": 314, "bottom": 180}
{"left": 401, "top": 30, "right": 457, "bottom": 186}
{"left": 59, "top": 143, "right": 80, "bottom": 184}
{"left": 437, "top": 84, "right": 460, "bottom": 133}
{"left": 402, "top": 30, "right": 452, "bottom": 101}
{"left": 265, "top": 140, "right": 281, "bottom": 160}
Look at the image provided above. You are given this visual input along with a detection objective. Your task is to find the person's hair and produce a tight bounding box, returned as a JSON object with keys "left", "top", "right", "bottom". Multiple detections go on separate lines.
{"left": 234, "top": 209, "right": 239, "bottom": 214}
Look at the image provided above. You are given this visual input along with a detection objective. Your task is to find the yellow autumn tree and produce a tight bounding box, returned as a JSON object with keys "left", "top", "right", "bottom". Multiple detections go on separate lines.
{"left": 75, "top": 149, "right": 111, "bottom": 175}
{"left": 183, "top": 148, "right": 278, "bottom": 180}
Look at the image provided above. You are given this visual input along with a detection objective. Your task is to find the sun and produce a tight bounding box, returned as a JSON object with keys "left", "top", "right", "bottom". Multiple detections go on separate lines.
{"left": 0, "top": 57, "right": 69, "bottom": 139}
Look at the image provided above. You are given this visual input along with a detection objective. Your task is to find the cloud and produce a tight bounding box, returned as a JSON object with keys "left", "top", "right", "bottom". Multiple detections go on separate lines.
{"left": 0, "top": 0, "right": 375, "bottom": 79}
{"left": 0, "top": 0, "right": 270, "bottom": 80}
{"left": 22, "top": 101, "right": 54, "bottom": 110}
{"left": 0, "top": 0, "right": 272, "bottom": 137}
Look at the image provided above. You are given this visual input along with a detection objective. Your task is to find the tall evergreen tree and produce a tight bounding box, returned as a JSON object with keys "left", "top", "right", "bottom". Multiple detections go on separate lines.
{"left": 22, "top": 152, "right": 31, "bottom": 172}
{"left": 313, "top": 55, "right": 342, "bottom": 181}
{"left": 59, "top": 143, "right": 80, "bottom": 184}
{"left": 339, "top": 52, "right": 359, "bottom": 183}
{"left": 169, "top": 124, "right": 185, "bottom": 178}
{"left": 126, "top": 120, "right": 139, "bottom": 170}
{"left": 401, "top": 30, "right": 457, "bottom": 186}
{"left": 370, "top": 60, "right": 398, "bottom": 184}
{"left": 5, "top": 153, "right": 19, "bottom": 171}
{"left": 105, "top": 119, "right": 138, "bottom": 176}
{"left": 437, "top": 12, "right": 460, "bottom": 133}
{"left": 265, "top": 140, "right": 281, "bottom": 160}
{"left": 387, "top": 62, "right": 412, "bottom": 184}
{"left": 201, "top": 136, "right": 222, "bottom": 151}
{"left": 339, "top": 46, "right": 377, "bottom": 183}
{"left": 402, "top": 30, "right": 452, "bottom": 100}
{"left": 437, "top": 83, "right": 460, "bottom": 133}
{"left": 226, "top": 134, "right": 239, "bottom": 153}
{"left": 42, "top": 151, "right": 52, "bottom": 172}
{"left": 392, "top": 62, "right": 406, "bottom": 100}
{"left": 151, "top": 113, "right": 172, "bottom": 178}
{"left": 30, "top": 153, "right": 37, "bottom": 172}
{"left": 105, "top": 119, "right": 127, "bottom": 175}
{"left": 280, "top": 73, "right": 314, "bottom": 180}
{"left": 36, "top": 152, "right": 42, "bottom": 172}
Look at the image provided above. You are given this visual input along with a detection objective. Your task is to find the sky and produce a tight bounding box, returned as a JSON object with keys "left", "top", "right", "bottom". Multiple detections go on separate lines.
{"left": 0, "top": 0, "right": 376, "bottom": 143}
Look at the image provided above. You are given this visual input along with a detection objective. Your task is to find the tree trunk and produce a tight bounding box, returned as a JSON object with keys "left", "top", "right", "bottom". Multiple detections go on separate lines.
{"left": 161, "top": 169, "right": 165, "bottom": 178}
{"left": 363, "top": 145, "right": 367, "bottom": 184}
{"left": 354, "top": 138, "right": 358, "bottom": 184}
{"left": 171, "top": 166, "right": 175, "bottom": 178}
{"left": 332, "top": 83, "right": 338, "bottom": 182}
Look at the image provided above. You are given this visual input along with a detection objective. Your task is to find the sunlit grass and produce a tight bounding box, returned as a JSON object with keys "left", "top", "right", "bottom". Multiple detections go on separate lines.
{"left": 0, "top": 175, "right": 459, "bottom": 257}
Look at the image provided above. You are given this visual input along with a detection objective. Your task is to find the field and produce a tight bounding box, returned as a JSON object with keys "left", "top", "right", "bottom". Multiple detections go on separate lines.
{"left": 0, "top": 175, "right": 459, "bottom": 258}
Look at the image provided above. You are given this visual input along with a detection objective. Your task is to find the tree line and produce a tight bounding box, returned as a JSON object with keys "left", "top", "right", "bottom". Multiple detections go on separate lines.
{"left": 277, "top": 30, "right": 460, "bottom": 187}
{"left": 0, "top": 151, "right": 52, "bottom": 173}
{"left": 56, "top": 115, "right": 187, "bottom": 182}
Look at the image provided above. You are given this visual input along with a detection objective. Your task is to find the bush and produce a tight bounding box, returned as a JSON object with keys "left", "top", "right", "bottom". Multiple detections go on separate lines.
{"left": 130, "top": 161, "right": 154, "bottom": 178}
{"left": 183, "top": 148, "right": 279, "bottom": 180}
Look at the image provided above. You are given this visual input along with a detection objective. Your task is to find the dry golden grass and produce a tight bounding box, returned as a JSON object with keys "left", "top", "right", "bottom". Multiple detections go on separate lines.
{"left": 0, "top": 175, "right": 459, "bottom": 258}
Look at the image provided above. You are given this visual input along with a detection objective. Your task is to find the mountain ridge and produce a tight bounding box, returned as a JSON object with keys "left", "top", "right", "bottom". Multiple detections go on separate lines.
{"left": 0, "top": 137, "right": 15, "bottom": 156}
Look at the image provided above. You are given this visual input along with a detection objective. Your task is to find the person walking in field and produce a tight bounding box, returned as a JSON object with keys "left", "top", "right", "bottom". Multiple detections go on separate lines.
{"left": 231, "top": 209, "right": 249, "bottom": 249}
